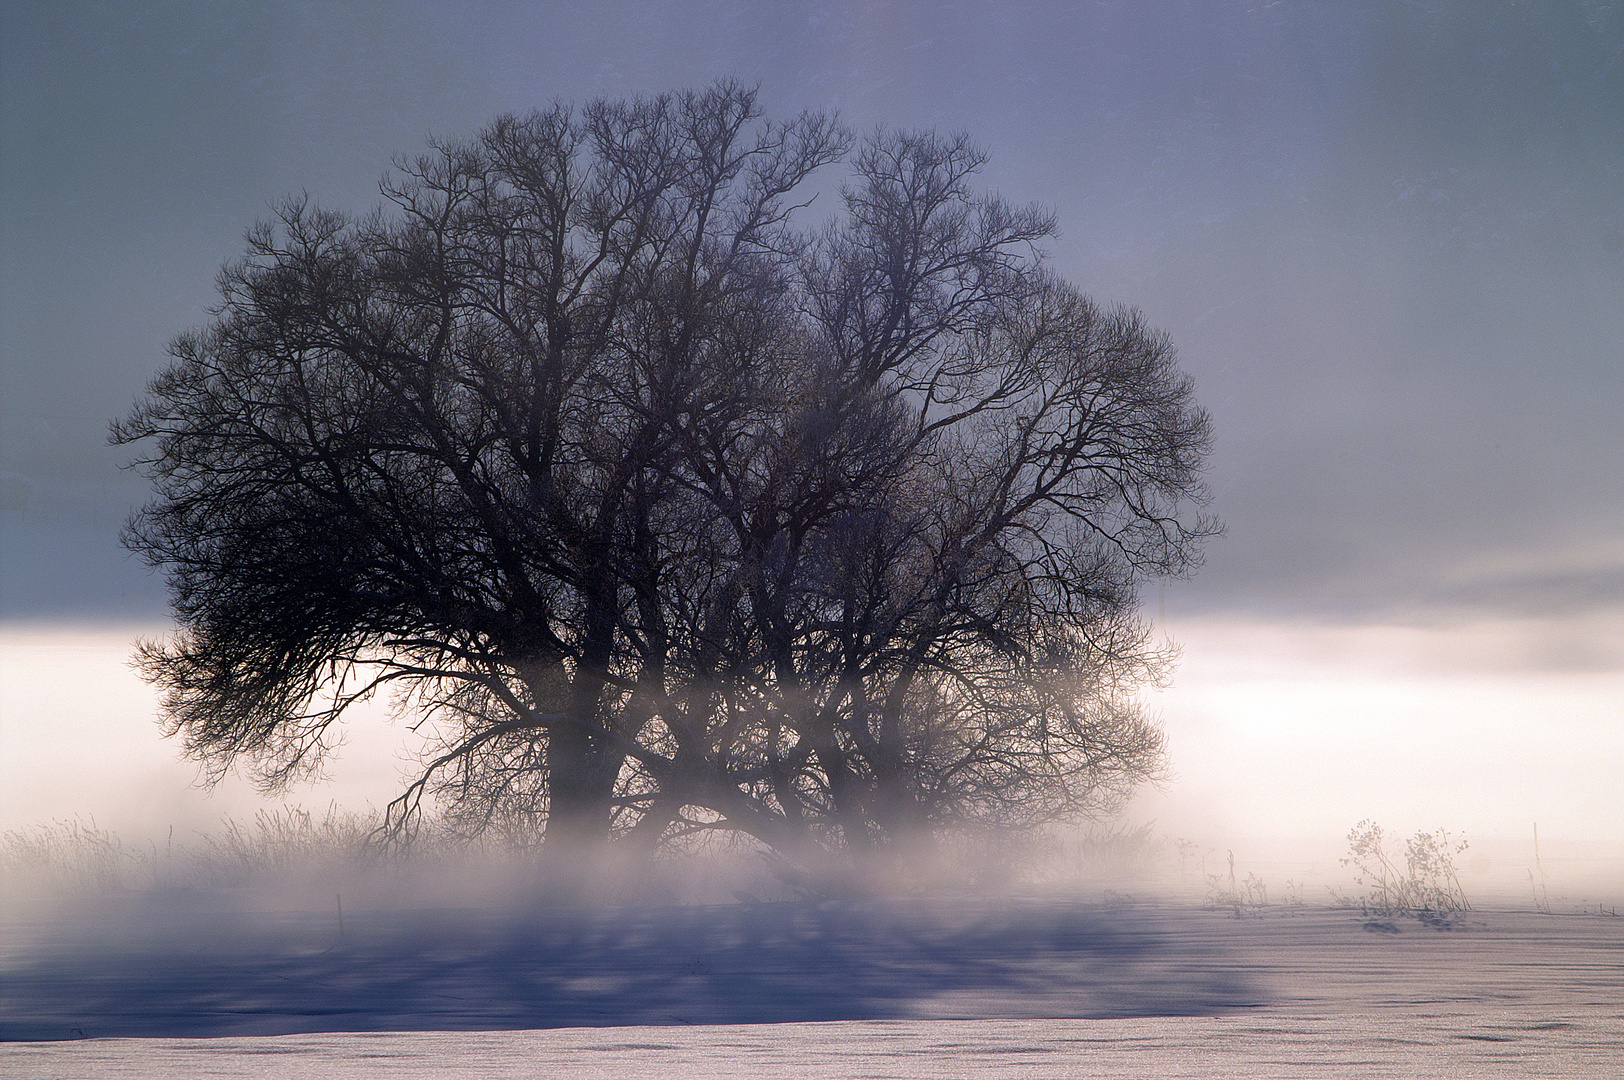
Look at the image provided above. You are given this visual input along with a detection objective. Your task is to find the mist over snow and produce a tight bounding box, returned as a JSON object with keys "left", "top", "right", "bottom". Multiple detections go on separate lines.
{"left": 3, "top": 1, "right": 1623, "bottom": 898}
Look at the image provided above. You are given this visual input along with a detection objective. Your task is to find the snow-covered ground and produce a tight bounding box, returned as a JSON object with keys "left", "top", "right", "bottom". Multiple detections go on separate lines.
{"left": 4, "top": 893, "right": 1621, "bottom": 1076}
{"left": 5, "top": 1014, "right": 1622, "bottom": 1079}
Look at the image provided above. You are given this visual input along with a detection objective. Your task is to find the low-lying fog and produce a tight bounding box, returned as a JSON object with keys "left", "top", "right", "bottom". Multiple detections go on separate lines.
{"left": 7, "top": 618, "right": 1623, "bottom": 1065}
{"left": 5, "top": 615, "right": 1621, "bottom": 913}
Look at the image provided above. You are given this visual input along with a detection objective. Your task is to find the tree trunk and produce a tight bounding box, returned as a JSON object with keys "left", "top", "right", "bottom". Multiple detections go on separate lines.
{"left": 544, "top": 720, "right": 615, "bottom": 852}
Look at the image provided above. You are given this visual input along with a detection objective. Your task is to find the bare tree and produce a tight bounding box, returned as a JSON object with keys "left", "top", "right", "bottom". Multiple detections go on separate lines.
{"left": 116, "top": 84, "right": 1213, "bottom": 878}
{"left": 635, "top": 135, "right": 1215, "bottom": 879}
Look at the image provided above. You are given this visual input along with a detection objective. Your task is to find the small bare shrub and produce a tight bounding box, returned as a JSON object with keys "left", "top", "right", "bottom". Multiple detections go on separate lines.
{"left": 1339, "top": 819, "right": 1469, "bottom": 926}
{"left": 1204, "top": 850, "right": 1269, "bottom": 912}
{"left": 1173, "top": 838, "right": 1201, "bottom": 881}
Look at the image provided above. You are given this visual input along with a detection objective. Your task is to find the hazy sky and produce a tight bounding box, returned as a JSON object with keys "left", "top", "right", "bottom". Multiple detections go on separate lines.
{"left": 3, "top": 1, "right": 1621, "bottom": 862}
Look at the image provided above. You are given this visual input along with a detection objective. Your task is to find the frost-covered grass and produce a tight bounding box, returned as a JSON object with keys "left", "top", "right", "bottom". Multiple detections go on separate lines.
{"left": 5, "top": 810, "right": 1618, "bottom": 922}
{"left": 0, "top": 817, "right": 143, "bottom": 895}
{"left": 1, "top": 806, "right": 381, "bottom": 898}
{"left": 0, "top": 807, "right": 863, "bottom": 912}
{"left": 1, "top": 809, "right": 1178, "bottom": 910}
{"left": 0, "top": 799, "right": 477, "bottom": 909}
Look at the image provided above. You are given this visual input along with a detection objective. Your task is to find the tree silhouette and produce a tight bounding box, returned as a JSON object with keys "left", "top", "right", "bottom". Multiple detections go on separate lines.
{"left": 116, "top": 82, "right": 1215, "bottom": 879}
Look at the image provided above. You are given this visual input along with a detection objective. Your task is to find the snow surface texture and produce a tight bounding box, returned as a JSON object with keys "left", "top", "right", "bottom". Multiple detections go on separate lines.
{"left": 5, "top": 1016, "right": 1624, "bottom": 1079}
{"left": 4, "top": 896, "right": 1622, "bottom": 1075}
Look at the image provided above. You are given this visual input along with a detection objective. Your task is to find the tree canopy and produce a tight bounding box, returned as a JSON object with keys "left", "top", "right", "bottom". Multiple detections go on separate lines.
{"left": 116, "top": 82, "right": 1215, "bottom": 882}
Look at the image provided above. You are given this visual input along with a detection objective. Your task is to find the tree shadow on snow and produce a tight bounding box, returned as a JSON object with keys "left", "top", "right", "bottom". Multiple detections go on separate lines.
{"left": 1, "top": 895, "right": 1260, "bottom": 1039}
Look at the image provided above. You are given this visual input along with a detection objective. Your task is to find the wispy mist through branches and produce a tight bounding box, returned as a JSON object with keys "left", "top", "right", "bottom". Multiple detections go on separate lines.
{"left": 114, "top": 81, "right": 1214, "bottom": 884}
